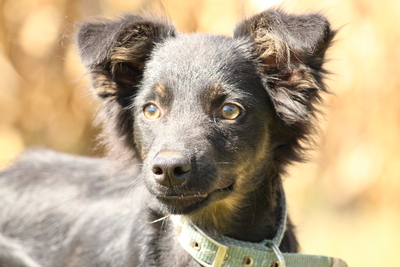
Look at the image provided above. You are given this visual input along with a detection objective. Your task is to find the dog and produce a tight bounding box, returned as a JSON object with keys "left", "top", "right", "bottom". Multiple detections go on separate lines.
{"left": 0, "top": 8, "right": 335, "bottom": 267}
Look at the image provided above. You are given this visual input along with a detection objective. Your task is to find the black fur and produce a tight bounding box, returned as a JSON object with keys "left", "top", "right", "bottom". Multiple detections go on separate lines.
{"left": 0, "top": 9, "right": 335, "bottom": 266}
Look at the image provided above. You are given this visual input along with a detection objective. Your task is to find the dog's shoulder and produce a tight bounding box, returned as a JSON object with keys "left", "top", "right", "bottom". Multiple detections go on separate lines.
{"left": 0, "top": 149, "right": 148, "bottom": 266}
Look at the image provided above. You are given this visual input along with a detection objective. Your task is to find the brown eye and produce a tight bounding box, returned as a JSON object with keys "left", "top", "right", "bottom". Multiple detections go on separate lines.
{"left": 220, "top": 104, "right": 242, "bottom": 120}
{"left": 143, "top": 104, "right": 161, "bottom": 120}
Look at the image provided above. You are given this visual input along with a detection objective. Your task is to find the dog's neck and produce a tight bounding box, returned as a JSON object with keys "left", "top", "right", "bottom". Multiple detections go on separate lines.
{"left": 187, "top": 181, "right": 281, "bottom": 243}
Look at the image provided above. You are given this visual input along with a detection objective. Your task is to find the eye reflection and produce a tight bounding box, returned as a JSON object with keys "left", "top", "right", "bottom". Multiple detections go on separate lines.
{"left": 220, "top": 104, "right": 241, "bottom": 120}
{"left": 143, "top": 104, "right": 161, "bottom": 120}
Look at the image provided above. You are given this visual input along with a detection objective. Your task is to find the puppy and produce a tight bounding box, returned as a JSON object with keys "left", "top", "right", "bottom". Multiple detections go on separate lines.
{"left": 0, "top": 8, "right": 335, "bottom": 266}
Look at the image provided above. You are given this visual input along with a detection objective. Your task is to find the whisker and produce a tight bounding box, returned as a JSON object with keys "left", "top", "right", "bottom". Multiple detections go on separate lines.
{"left": 151, "top": 215, "right": 170, "bottom": 224}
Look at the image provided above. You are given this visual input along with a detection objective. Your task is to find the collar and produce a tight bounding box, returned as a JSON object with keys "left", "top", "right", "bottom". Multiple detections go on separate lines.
{"left": 172, "top": 187, "right": 348, "bottom": 267}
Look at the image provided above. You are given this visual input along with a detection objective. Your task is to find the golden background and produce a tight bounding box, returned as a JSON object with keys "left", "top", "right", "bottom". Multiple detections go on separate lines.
{"left": 0, "top": 0, "right": 399, "bottom": 266}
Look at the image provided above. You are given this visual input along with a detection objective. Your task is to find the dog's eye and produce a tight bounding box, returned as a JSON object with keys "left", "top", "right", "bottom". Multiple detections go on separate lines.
{"left": 220, "top": 104, "right": 242, "bottom": 120}
{"left": 143, "top": 104, "right": 161, "bottom": 120}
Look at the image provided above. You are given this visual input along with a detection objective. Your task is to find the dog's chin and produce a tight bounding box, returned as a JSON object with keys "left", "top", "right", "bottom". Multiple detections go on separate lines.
{"left": 156, "top": 182, "right": 234, "bottom": 214}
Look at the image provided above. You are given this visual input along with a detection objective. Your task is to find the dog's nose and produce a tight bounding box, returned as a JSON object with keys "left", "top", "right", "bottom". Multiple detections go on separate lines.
{"left": 151, "top": 151, "right": 191, "bottom": 188}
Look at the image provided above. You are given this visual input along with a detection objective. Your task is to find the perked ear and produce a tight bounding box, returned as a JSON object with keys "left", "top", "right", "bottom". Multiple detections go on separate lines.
{"left": 75, "top": 15, "right": 175, "bottom": 160}
{"left": 233, "top": 9, "right": 336, "bottom": 125}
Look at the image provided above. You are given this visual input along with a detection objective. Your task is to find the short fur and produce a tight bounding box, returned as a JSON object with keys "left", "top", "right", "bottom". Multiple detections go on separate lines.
{"left": 0, "top": 9, "right": 335, "bottom": 266}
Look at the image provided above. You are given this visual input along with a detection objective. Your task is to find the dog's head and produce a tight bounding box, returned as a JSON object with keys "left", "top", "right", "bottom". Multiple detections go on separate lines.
{"left": 76, "top": 10, "right": 335, "bottom": 215}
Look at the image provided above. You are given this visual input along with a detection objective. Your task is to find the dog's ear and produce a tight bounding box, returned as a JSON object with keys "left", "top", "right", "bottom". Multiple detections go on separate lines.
{"left": 76, "top": 15, "right": 175, "bottom": 99}
{"left": 233, "top": 9, "right": 335, "bottom": 125}
{"left": 75, "top": 15, "right": 175, "bottom": 160}
{"left": 234, "top": 9, "right": 335, "bottom": 166}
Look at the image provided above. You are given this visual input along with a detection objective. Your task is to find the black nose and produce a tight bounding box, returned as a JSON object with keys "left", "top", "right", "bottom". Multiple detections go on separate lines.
{"left": 151, "top": 151, "right": 191, "bottom": 188}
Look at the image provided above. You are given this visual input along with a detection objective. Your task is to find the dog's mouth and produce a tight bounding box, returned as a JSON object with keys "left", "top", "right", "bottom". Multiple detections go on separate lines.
{"left": 156, "top": 181, "right": 235, "bottom": 214}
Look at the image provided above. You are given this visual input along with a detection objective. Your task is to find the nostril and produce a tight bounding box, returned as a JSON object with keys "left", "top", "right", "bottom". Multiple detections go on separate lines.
{"left": 151, "top": 151, "right": 191, "bottom": 188}
{"left": 152, "top": 166, "right": 164, "bottom": 175}
{"left": 173, "top": 166, "right": 190, "bottom": 177}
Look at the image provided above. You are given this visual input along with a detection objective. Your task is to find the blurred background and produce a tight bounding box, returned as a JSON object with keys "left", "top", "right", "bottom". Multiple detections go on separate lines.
{"left": 0, "top": 0, "right": 399, "bottom": 265}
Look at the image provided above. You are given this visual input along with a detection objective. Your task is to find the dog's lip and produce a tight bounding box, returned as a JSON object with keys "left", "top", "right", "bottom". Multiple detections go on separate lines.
{"left": 213, "top": 180, "right": 234, "bottom": 193}
{"left": 156, "top": 181, "right": 235, "bottom": 214}
{"left": 161, "top": 193, "right": 208, "bottom": 199}
{"left": 160, "top": 181, "right": 234, "bottom": 199}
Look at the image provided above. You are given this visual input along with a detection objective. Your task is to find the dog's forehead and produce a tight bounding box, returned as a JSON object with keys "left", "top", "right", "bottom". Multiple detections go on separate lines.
{"left": 142, "top": 34, "right": 259, "bottom": 93}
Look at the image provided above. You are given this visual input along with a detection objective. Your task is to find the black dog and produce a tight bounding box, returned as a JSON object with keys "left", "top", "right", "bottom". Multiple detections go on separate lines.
{"left": 0, "top": 8, "right": 335, "bottom": 267}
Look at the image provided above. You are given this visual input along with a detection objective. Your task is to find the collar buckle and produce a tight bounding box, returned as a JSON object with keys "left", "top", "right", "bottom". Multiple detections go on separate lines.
{"left": 210, "top": 242, "right": 228, "bottom": 267}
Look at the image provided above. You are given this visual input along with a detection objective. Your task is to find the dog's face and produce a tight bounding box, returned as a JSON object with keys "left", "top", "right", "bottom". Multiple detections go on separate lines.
{"left": 76, "top": 10, "right": 335, "bottom": 215}
{"left": 133, "top": 35, "right": 273, "bottom": 213}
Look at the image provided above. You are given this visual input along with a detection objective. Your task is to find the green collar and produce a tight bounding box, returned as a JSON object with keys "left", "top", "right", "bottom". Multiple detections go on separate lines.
{"left": 172, "top": 188, "right": 347, "bottom": 267}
